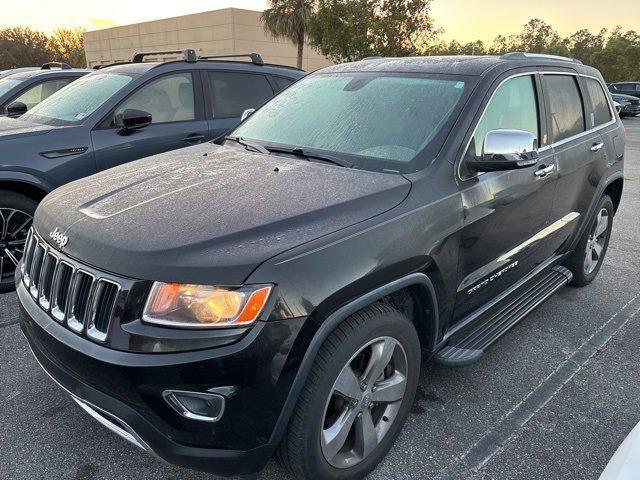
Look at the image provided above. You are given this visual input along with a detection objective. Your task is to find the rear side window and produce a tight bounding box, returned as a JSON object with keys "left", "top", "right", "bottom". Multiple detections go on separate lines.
{"left": 584, "top": 77, "right": 612, "bottom": 127}
{"left": 470, "top": 75, "right": 539, "bottom": 157}
{"left": 116, "top": 72, "right": 195, "bottom": 124}
{"left": 13, "top": 78, "right": 72, "bottom": 110}
{"left": 208, "top": 72, "right": 274, "bottom": 119}
{"left": 543, "top": 75, "right": 585, "bottom": 143}
{"left": 272, "top": 76, "right": 295, "bottom": 92}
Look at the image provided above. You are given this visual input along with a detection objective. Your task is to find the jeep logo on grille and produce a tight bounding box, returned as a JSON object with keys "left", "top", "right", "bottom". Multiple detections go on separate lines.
{"left": 49, "top": 227, "right": 69, "bottom": 249}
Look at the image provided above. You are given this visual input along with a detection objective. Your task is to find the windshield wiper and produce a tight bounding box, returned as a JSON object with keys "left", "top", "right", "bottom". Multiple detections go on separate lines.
{"left": 265, "top": 145, "right": 354, "bottom": 168}
{"left": 224, "top": 136, "right": 270, "bottom": 155}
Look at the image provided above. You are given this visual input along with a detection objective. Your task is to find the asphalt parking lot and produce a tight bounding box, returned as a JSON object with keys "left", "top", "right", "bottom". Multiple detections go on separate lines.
{"left": 1, "top": 116, "right": 639, "bottom": 480}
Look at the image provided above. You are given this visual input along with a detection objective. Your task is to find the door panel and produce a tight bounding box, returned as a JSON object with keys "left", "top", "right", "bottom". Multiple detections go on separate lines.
{"left": 91, "top": 71, "right": 209, "bottom": 171}
{"left": 453, "top": 73, "right": 556, "bottom": 320}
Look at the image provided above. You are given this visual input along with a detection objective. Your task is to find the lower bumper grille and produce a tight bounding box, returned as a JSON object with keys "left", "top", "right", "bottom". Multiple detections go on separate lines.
{"left": 20, "top": 228, "right": 121, "bottom": 342}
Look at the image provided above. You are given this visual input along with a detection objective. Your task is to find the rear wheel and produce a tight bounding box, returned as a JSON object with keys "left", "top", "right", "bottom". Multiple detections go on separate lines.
{"left": 565, "top": 195, "right": 614, "bottom": 287}
{"left": 277, "top": 302, "right": 420, "bottom": 480}
{"left": 0, "top": 191, "right": 37, "bottom": 293}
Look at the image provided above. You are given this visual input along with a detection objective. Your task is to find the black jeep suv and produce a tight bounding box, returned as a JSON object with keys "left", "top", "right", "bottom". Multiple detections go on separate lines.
{"left": 18, "top": 53, "right": 624, "bottom": 480}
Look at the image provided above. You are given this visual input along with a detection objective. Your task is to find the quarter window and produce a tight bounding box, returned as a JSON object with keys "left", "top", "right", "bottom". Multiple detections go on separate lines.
{"left": 470, "top": 75, "right": 539, "bottom": 158}
{"left": 272, "top": 76, "right": 295, "bottom": 92}
{"left": 543, "top": 75, "right": 585, "bottom": 143}
{"left": 13, "top": 79, "right": 72, "bottom": 111}
{"left": 116, "top": 73, "right": 195, "bottom": 125}
{"left": 584, "top": 77, "right": 612, "bottom": 127}
{"left": 208, "top": 72, "right": 273, "bottom": 119}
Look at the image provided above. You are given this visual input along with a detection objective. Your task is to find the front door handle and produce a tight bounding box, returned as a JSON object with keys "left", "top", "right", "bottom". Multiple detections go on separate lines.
{"left": 182, "top": 134, "right": 205, "bottom": 144}
{"left": 590, "top": 142, "right": 605, "bottom": 152}
{"left": 534, "top": 164, "right": 555, "bottom": 177}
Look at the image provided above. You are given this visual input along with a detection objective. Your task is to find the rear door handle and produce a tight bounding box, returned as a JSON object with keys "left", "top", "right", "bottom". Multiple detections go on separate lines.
{"left": 182, "top": 134, "right": 205, "bottom": 144}
{"left": 590, "top": 142, "right": 604, "bottom": 152}
{"left": 534, "top": 164, "right": 555, "bottom": 177}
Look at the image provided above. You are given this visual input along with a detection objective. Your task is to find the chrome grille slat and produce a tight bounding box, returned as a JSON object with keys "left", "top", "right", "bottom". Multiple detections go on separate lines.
{"left": 19, "top": 229, "right": 122, "bottom": 343}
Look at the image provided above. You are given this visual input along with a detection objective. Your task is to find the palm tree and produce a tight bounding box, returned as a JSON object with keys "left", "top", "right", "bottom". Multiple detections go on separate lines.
{"left": 261, "top": 0, "right": 314, "bottom": 70}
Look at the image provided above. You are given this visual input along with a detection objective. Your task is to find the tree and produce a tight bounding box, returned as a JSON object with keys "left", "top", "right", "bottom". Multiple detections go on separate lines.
{"left": 261, "top": 0, "right": 315, "bottom": 69}
{"left": 309, "top": 0, "right": 441, "bottom": 62}
{"left": 0, "top": 27, "right": 51, "bottom": 69}
{"left": 48, "top": 28, "right": 87, "bottom": 67}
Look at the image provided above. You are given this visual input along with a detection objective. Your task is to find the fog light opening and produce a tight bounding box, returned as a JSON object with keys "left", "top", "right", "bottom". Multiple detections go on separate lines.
{"left": 162, "top": 390, "right": 225, "bottom": 423}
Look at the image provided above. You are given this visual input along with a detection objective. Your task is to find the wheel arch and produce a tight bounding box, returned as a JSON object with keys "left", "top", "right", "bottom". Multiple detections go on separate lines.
{"left": 0, "top": 174, "right": 52, "bottom": 203}
{"left": 269, "top": 271, "right": 440, "bottom": 446}
{"left": 603, "top": 176, "right": 623, "bottom": 213}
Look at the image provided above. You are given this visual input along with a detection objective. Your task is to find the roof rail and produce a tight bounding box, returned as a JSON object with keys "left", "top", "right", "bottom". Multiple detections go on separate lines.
{"left": 132, "top": 49, "right": 197, "bottom": 63}
{"left": 361, "top": 56, "right": 384, "bottom": 61}
{"left": 198, "top": 53, "right": 264, "bottom": 66}
{"left": 500, "top": 52, "right": 582, "bottom": 64}
{"left": 41, "top": 62, "right": 72, "bottom": 70}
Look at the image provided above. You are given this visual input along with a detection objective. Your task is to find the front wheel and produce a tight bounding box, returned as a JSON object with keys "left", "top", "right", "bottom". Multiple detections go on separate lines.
{"left": 277, "top": 303, "right": 421, "bottom": 480}
{"left": 565, "top": 194, "right": 614, "bottom": 287}
{"left": 0, "top": 192, "right": 37, "bottom": 293}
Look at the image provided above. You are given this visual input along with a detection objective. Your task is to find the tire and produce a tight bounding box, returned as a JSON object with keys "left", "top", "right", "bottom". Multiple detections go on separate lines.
{"left": 565, "top": 195, "right": 614, "bottom": 287}
{"left": 277, "top": 302, "right": 421, "bottom": 480}
{"left": 0, "top": 191, "right": 37, "bottom": 293}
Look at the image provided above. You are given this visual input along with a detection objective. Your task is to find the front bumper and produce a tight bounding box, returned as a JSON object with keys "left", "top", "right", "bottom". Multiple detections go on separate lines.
{"left": 18, "top": 280, "right": 307, "bottom": 476}
{"left": 621, "top": 104, "right": 640, "bottom": 115}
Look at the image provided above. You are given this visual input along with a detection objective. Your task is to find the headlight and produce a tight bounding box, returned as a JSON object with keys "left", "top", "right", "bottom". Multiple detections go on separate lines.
{"left": 142, "top": 283, "right": 272, "bottom": 328}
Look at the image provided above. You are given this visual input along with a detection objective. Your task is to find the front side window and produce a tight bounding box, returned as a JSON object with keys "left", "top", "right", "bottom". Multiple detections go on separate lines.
{"left": 0, "top": 77, "right": 23, "bottom": 98}
{"left": 469, "top": 75, "right": 539, "bottom": 158}
{"left": 232, "top": 72, "right": 468, "bottom": 171}
{"left": 12, "top": 79, "right": 72, "bottom": 110}
{"left": 21, "top": 72, "right": 134, "bottom": 125}
{"left": 208, "top": 72, "right": 274, "bottom": 119}
{"left": 583, "top": 77, "right": 612, "bottom": 127}
{"left": 115, "top": 72, "right": 195, "bottom": 125}
{"left": 543, "top": 75, "right": 585, "bottom": 143}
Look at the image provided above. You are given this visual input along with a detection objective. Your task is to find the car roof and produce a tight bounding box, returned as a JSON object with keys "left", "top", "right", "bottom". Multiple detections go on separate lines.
{"left": 320, "top": 53, "right": 602, "bottom": 79}
{"left": 6, "top": 68, "right": 92, "bottom": 80}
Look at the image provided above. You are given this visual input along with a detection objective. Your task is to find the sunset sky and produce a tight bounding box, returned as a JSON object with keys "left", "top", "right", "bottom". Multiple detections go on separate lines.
{"left": 2, "top": 0, "right": 639, "bottom": 44}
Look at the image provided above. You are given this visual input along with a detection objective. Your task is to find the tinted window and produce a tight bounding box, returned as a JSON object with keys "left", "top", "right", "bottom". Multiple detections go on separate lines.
{"left": 12, "top": 78, "right": 72, "bottom": 110}
{"left": 543, "top": 75, "right": 585, "bottom": 143}
{"left": 234, "top": 73, "right": 467, "bottom": 168}
{"left": 0, "top": 77, "right": 22, "bottom": 97}
{"left": 273, "top": 76, "right": 295, "bottom": 92}
{"left": 116, "top": 73, "right": 195, "bottom": 124}
{"left": 208, "top": 72, "right": 273, "bottom": 118}
{"left": 470, "top": 75, "right": 539, "bottom": 157}
{"left": 584, "top": 77, "right": 612, "bottom": 127}
{"left": 22, "top": 72, "right": 133, "bottom": 125}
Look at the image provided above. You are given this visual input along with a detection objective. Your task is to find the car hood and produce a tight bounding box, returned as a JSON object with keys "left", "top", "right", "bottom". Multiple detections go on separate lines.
{"left": 34, "top": 143, "right": 411, "bottom": 285}
{"left": 611, "top": 93, "right": 638, "bottom": 102}
{"left": 0, "top": 116, "right": 56, "bottom": 139}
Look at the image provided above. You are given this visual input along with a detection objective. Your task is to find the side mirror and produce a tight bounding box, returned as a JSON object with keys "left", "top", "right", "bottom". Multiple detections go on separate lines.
{"left": 468, "top": 129, "right": 538, "bottom": 172}
{"left": 6, "top": 101, "right": 28, "bottom": 118}
{"left": 115, "top": 108, "right": 152, "bottom": 133}
{"left": 241, "top": 108, "right": 255, "bottom": 122}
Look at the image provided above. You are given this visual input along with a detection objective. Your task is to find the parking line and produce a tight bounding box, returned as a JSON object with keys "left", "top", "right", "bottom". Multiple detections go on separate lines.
{"left": 436, "top": 292, "right": 640, "bottom": 479}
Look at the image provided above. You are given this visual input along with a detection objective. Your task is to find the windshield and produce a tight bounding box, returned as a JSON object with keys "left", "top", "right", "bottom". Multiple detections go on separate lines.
{"left": 0, "top": 77, "right": 23, "bottom": 97}
{"left": 232, "top": 72, "right": 469, "bottom": 172}
{"left": 21, "top": 72, "right": 134, "bottom": 125}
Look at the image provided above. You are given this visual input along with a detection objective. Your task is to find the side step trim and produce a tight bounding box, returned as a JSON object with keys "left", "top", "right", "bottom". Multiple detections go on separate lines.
{"left": 436, "top": 265, "right": 572, "bottom": 367}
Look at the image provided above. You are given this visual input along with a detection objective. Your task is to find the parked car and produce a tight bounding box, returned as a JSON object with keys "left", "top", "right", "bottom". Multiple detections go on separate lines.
{"left": 0, "top": 63, "right": 90, "bottom": 117}
{"left": 18, "top": 53, "right": 624, "bottom": 480}
{"left": 609, "top": 81, "right": 640, "bottom": 98}
{"left": 611, "top": 93, "right": 640, "bottom": 117}
{"left": 0, "top": 50, "right": 304, "bottom": 291}
{"left": 0, "top": 67, "right": 40, "bottom": 79}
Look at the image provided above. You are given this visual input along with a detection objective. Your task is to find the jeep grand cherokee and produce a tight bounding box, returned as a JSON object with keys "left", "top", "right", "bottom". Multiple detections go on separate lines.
{"left": 17, "top": 53, "right": 625, "bottom": 480}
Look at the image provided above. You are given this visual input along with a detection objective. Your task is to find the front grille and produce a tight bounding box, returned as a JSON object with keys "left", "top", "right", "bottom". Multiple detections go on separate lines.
{"left": 630, "top": 99, "right": 640, "bottom": 106}
{"left": 21, "top": 228, "right": 121, "bottom": 342}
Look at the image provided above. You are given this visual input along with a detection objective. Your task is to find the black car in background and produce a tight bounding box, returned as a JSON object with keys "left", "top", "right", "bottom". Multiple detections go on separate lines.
{"left": 0, "top": 63, "right": 90, "bottom": 117}
{"left": 609, "top": 81, "right": 640, "bottom": 98}
{"left": 611, "top": 92, "right": 640, "bottom": 117}
{"left": 18, "top": 53, "right": 624, "bottom": 479}
{"left": 0, "top": 50, "right": 304, "bottom": 292}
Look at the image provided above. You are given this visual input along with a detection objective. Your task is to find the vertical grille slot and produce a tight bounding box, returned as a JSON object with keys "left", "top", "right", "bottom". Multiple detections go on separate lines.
{"left": 51, "top": 261, "right": 74, "bottom": 322}
{"left": 21, "top": 229, "right": 34, "bottom": 284}
{"left": 28, "top": 243, "right": 45, "bottom": 298}
{"left": 87, "top": 280, "right": 120, "bottom": 342}
{"left": 67, "top": 271, "right": 95, "bottom": 333}
{"left": 38, "top": 252, "right": 58, "bottom": 310}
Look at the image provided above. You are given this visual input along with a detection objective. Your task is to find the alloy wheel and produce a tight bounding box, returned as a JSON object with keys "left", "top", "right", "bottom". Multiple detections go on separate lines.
{"left": 0, "top": 208, "right": 33, "bottom": 285}
{"left": 320, "top": 336, "right": 408, "bottom": 469}
{"left": 584, "top": 207, "right": 609, "bottom": 275}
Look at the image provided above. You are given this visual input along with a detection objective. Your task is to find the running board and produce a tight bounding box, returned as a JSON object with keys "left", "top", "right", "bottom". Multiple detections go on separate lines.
{"left": 435, "top": 265, "right": 572, "bottom": 367}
